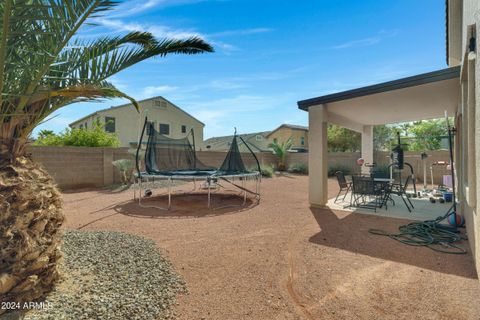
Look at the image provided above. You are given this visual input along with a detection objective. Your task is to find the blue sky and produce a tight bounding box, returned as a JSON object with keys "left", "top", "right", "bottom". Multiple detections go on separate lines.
{"left": 34, "top": 0, "right": 447, "bottom": 139}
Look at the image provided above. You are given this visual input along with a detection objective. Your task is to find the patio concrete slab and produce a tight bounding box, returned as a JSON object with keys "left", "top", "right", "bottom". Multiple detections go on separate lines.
{"left": 327, "top": 192, "right": 453, "bottom": 221}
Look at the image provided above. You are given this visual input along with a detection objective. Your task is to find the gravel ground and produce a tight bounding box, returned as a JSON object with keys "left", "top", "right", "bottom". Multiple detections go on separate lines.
{"left": 59, "top": 176, "right": 480, "bottom": 320}
{"left": 23, "top": 230, "right": 186, "bottom": 320}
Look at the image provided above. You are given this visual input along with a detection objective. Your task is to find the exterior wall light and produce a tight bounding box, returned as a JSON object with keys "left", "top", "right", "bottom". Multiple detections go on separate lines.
{"left": 468, "top": 33, "right": 476, "bottom": 53}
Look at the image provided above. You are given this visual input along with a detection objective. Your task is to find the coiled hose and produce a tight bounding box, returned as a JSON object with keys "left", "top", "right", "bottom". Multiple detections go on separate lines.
{"left": 369, "top": 210, "right": 467, "bottom": 254}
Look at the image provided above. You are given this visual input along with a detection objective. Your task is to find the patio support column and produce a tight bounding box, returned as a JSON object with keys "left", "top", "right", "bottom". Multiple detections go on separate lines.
{"left": 361, "top": 125, "right": 374, "bottom": 175}
{"left": 308, "top": 104, "right": 328, "bottom": 207}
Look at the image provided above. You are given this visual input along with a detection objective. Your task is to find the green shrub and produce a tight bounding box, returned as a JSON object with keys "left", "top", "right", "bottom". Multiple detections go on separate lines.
{"left": 112, "top": 159, "right": 134, "bottom": 184}
{"left": 288, "top": 163, "right": 308, "bottom": 174}
{"left": 34, "top": 123, "right": 120, "bottom": 147}
{"left": 259, "top": 165, "right": 274, "bottom": 178}
{"left": 247, "top": 164, "right": 274, "bottom": 178}
{"left": 327, "top": 165, "right": 352, "bottom": 177}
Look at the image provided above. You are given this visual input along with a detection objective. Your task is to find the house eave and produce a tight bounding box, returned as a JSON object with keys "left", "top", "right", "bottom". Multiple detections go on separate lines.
{"left": 297, "top": 67, "right": 461, "bottom": 111}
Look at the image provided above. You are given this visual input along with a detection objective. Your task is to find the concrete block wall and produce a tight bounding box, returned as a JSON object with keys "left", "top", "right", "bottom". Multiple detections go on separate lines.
{"left": 28, "top": 146, "right": 281, "bottom": 189}
{"left": 29, "top": 146, "right": 106, "bottom": 189}
{"left": 28, "top": 146, "right": 451, "bottom": 189}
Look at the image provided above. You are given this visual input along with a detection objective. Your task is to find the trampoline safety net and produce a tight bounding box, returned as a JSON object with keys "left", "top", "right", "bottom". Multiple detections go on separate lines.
{"left": 136, "top": 118, "right": 261, "bottom": 177}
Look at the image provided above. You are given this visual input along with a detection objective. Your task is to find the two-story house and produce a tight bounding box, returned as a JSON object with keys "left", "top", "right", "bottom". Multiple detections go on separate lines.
{"left": 266, "top": 124, "right": 308, "bottom": 152}
{"left": 69, "top": 96, "right": 204, "bottom": 148}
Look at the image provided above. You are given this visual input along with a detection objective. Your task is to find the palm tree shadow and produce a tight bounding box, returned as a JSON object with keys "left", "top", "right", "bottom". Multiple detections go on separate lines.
{"left": 308, "top": 207, "right": 478, "bottom": 279}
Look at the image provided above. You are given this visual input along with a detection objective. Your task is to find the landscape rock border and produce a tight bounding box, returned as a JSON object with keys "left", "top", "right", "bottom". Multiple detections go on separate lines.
{"left": 20, "top": 230, "right": 186, "bottom": 320}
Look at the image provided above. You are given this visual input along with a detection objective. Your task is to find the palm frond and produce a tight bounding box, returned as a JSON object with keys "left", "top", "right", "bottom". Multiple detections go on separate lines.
{"left": 0, "top": 0, "right": 213, "bottom": 161}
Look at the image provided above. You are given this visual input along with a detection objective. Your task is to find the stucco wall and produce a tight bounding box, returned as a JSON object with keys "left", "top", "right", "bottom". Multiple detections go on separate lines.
{"left": 458, "top": 0, "right": 480, "bottom": 278}
{"left": 451, "top": 0, "right": 480, "bottom": 277}
{"left": 71, "top": 98, "right": 204, "bottom": 148}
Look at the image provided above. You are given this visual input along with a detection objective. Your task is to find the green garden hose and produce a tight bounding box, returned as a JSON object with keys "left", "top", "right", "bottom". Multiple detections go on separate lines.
{"left": 369, "top": 211, "right": 467, "bottom": 254}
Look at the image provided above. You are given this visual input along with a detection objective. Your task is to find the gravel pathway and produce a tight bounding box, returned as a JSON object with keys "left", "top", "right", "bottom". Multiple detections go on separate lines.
{"left": 24, "top": 230, "right": 186, "bottom": 320}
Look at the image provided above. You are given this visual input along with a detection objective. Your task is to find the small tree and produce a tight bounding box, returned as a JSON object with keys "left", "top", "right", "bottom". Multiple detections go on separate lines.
{"left": 327, "top": 124, "right": 361, "bottom": 152}
{"left": 408, "top": 119, "right": 448, "bottom": 151}
{"left": 269, "top": 137, "right": 293, "bottom": 171}
{"left": 373, "top": 125, "right": 394, "bottom": 151}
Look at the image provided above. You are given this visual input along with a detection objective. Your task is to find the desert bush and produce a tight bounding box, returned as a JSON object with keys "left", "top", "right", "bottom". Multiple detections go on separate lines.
{"left": 259, "top": 165, "right": 274, "bottom": 178}
{"left": 113, "top": 159, "right": 134, "bottom": 185}
{"left": 288, "top": 163, "right": 308, "bottom": 174}
{"left": 327, "top": 165, "right": 353, "bottom": 177}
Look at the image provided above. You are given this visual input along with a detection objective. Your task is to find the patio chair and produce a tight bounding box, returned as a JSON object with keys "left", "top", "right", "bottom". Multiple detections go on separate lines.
{"left": 387, "top": 164, "right": 414, "bottom": 212}
{"left": 351, "top": 175, "right": 384, "bottom": 212}
{"left": 334, "top": 171, "right": 352, "bottom": 203}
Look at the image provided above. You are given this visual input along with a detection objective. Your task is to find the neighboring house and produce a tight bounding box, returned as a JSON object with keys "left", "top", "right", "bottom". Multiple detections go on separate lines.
{"left": 297, "top": 0, "right": 480, "bottom": 276}
{"left": 266, "top": 124, "right": 308, "bottom": 151}
{"left": 203, "top": 131, "right": 271, "bottom": 152}
{"left": 69, "top": 96, "right": 204, "bottom": 148}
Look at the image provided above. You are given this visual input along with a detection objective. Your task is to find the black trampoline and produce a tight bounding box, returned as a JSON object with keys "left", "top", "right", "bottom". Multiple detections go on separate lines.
{"left": 134, "top": 118, "right": 261, "bottom": 210}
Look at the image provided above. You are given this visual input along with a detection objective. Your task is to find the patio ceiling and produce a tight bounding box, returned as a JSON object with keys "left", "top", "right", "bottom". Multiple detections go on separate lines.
{"left": 298, "top": 67, "right": 461, "bottom": 130}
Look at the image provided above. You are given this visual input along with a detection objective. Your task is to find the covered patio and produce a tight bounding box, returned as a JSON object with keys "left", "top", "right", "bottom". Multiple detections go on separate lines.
{"left": 297, "top": 67, "right": 461, "bottom": 218}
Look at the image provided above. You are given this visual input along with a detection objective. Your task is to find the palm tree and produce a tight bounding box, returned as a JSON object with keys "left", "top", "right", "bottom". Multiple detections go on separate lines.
{"left": 268, "top": 137, "right": 293, "bottom": 171}
{"left": 0, "top": 0, "right": 213, "bottom": 307}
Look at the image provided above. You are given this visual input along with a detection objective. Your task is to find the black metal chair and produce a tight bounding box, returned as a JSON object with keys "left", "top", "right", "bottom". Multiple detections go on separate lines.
{"left": 334, "top": 171, "right": 352, "bottom": 203}
{"left": 387, "top": 164, "right": 414, "bottom": 212}
{"left": 351, "top": 175, "right": 385, "bottom": 212}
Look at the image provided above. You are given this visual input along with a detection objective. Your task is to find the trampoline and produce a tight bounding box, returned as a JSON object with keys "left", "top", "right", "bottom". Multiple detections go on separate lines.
{"left": 133, "top": 118, "right": 261, "bottom": 210}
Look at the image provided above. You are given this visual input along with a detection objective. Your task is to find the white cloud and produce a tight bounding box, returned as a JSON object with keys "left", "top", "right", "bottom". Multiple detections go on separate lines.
{"left": 208, "top": 80, "right": 247, "bottom": 90}
{"left": 332, "top": 30, "right": 398, "bottom": 50}
{"left": 93, "top": 18, "right": 202, "bottom": 39}
{"left": 109, "top": 76, "right": 128, "bottom": 91}
{"left": 209, "top": 28, "right": 274, "bottom": 38}
{"left": 332, "top": 37, "right": 381, "bottom": 49}
{"left": 143, "top": 85, "right": 179, "bottom": 97}
{"left": 182, "top": 94, "right": 290, "bottom": 137}
{"left": 110, "top": 0, "right": 223, "bottom": 18}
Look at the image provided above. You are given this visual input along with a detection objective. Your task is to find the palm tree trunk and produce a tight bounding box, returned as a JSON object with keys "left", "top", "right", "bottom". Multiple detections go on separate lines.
{"left": 0, "top": 155, "right": 64, "bottom": 313}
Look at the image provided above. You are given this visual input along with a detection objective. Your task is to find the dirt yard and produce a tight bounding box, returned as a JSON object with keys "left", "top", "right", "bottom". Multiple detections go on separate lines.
{"left": 62, "top": 175, "right": 480, "bottom": 320}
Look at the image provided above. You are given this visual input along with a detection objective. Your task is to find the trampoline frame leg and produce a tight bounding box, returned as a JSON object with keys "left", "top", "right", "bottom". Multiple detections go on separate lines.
{"left": 134, "top": 173, "right": 261, "bottom": 211}
{"left": 207, "top": 177, "right": 212, "bottom": 208}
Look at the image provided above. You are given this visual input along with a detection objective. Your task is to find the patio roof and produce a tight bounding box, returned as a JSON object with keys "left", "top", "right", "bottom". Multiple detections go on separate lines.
{"left": 297, "top": 67, "right": 461, "bottom": 127}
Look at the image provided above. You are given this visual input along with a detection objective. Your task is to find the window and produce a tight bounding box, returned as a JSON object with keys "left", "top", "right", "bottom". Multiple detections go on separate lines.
{"left": 79, "top": 124, "right": 83, "bottom": 129}
{"left": 255, "top": 135, "right": 263, "bottom": 141}
{"left": 159, "top": 123, "right": 170, "bottom": 135}
{"left": 300, "top": 136, "right": 305, "bottom": 146}
{"left": 273, "top": 138, "right": 278, "bottom": 143}
{"left": 84, "top": 122, "right": 88, "bottom": 129}
{"left": 146, "top": 121, "right": 155, "bottom": 136}
{"left": 105, "top": 117, "right": 115, "bottom": 133}
{"left": 181, "top": 125, "right": 187, "bottom": 134}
